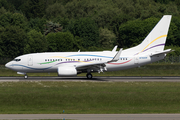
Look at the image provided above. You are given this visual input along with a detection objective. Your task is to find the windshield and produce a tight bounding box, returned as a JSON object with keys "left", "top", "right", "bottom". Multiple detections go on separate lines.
{"left": 13, "top": 59, "right": 21, "bottom": 62}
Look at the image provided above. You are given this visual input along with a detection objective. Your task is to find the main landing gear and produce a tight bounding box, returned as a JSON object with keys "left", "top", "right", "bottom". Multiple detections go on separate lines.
{"left": 86, "top": 73, "right": 93, "bottom": 79}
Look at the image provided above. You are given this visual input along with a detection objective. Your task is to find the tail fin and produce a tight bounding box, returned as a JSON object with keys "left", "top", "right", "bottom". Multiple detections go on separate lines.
{"left": 127, "top": 15, "right": 172, "bottom": 55}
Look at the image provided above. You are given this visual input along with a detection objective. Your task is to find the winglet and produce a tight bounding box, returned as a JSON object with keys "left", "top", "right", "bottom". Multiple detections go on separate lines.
{"left": 112, "top": 45, "right": 118, "bottom": 52}
{"left": 108, "top": 48, "right": 123, "bottom": 63}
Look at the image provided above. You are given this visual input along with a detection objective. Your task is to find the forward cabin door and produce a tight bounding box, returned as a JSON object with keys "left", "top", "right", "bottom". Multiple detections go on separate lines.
{"left": 28, "top": 55, "right": 33, "bottom": 66}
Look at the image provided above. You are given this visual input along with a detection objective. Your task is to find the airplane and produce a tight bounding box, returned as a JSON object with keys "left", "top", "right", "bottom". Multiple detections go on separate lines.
{"left": 5, "top": 15, "right": 173, "bottom": 79}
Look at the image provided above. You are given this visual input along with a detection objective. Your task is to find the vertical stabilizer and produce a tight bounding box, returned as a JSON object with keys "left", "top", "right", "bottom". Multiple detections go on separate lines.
{"left": 126, "top": 15, "right": 172, "bottom": 55}
{"left": 140, "top": 15, "right": 171, "bottom": 53}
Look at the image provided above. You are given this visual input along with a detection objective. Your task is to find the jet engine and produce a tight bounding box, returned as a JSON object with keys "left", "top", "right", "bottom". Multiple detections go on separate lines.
{"left": 58, "top": 66, "right": 77, "bottom": 76}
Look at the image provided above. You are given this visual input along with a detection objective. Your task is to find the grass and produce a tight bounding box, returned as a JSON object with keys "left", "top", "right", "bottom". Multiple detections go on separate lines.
{"left": 0, "top": 81, "right": 180, "bottom": 114}
{"left": 0, "top": 63, "right": 180, "bottom": 114}
{"left": 1, "top": 63, "right": 180, "bottom": 77}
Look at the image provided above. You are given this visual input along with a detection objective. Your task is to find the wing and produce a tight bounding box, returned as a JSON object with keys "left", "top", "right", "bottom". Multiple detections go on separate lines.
{"left": 76, "top": 48, "right": 123, "bottom": 73}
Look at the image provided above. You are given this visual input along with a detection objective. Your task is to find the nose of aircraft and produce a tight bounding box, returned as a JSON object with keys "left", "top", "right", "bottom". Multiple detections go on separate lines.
{"left": 5, "top": 62, "right": 11, "bottom": 69}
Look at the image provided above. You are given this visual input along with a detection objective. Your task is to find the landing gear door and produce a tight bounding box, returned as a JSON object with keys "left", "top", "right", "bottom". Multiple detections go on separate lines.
{"left": 28, "top": 55, "right": 33, "bottom": 66}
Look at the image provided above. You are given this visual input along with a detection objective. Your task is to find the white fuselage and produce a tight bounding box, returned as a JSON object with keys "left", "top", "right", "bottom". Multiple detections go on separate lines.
{"left": 5, "top": 50, "right": 165, "bottom": 73}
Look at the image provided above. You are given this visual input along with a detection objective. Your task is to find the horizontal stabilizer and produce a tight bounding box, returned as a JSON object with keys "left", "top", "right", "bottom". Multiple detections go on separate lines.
{"left": 150, "top": 49, "right": 174, "bottom": 56}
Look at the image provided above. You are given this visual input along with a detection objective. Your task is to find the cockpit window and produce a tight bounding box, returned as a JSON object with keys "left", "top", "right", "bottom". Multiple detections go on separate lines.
{"left": 13, "top": 59, "right": 21, "bottom": 62}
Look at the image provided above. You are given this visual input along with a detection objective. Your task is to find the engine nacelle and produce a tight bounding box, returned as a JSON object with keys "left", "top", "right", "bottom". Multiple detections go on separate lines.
{"left": 58, "top": 66, "right": 77, "bottom": 76}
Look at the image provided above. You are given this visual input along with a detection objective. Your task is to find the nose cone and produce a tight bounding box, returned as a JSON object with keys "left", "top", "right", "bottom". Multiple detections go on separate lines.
{"left": 5, "top": 62, "right": 11, "bottom": 69}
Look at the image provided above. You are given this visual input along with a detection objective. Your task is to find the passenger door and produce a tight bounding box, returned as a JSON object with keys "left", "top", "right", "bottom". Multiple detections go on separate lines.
{"left": 28, "top": 55, "right": 33, "bottom": 66}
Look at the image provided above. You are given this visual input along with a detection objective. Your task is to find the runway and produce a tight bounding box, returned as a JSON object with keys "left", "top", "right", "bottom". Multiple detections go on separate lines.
{"left": 1, "top": 114, "right": 180, "bottom": 120}
{"left": 0, "top": 76, "right": 180, "bottom": 82}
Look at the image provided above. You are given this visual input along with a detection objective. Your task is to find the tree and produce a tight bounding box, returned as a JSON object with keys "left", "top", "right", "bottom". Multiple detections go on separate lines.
{"left": 0, "top": 0, "right": 15, "bottom": 12}
{"left": 166, "top": 16, "right": 179, "bottom": 46}
{"left": 0, "top": 12, "right": 27, "bottom": 30}
{"left": 7, "top": 0, "right": 25, "bottom": 10}
{"left": 44, "top": 21, "right": 63, "bottom": 35}
{"left": 45, "top": 2, "right": 65, "bottom": 19}
{"left": 28, "top": 18, "right": 46, "bottom": 33}
{"left": 21, "top": 0, "right": 46, "bottom": 19}
{"left": 0, "top": 26, "right": 27, "bottom": 57}
{"left": 24, "top": 29, "right": 47, "bottom": 54}
{"left": 99, "top": 28, "right": 116, "bottom": 49}
{"left": 118, "top": 17, "right": 159, "bottom": 48}
{"left": 0, "top": 7, "right": 6, "bottom": 15}
{"left": 46, "top": 32, "right": 74, "bottom": 52}
{"left": 67, "top": 18, "right": 99, "bottom": 48}
{"left": 154, "top": 0, "right": 174, "bottom": 4}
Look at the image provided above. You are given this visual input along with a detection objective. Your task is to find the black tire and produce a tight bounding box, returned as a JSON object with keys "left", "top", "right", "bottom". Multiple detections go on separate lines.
{"left": 86, "top": 73, "right": 93, "bottom": 79}
{"left": 24, "top": 75, "right": 28, "bottom": 79}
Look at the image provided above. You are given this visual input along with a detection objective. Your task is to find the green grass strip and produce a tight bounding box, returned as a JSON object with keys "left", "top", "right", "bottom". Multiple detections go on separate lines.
{"left": 0, "top": 81, "right": 180, "bottom": 114}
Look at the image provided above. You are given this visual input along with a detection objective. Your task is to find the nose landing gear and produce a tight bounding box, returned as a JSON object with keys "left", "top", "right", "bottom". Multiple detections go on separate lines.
{"left": 17, "top": 72, "right": 28, "bottom": 79}
{"left": 24, "top": 74, "right": 28, "bottom": 79}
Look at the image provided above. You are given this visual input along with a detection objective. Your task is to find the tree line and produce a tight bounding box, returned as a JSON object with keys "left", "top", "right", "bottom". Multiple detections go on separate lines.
{"left": 0, "top": 0, "right": 180, "bottom": 58}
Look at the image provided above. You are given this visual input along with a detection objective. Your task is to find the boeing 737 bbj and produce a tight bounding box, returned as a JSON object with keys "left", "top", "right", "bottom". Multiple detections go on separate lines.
{"left": 5, "top": 15, "right": 173, "bottom": 79}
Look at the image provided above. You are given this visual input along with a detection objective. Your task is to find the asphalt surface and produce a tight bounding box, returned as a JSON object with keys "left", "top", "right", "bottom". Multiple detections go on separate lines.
{"left": 0, "top": 76, "right": 180, "bottom": 82}
{"left": 1, "top": 114, "right": 180, "bottom": 120}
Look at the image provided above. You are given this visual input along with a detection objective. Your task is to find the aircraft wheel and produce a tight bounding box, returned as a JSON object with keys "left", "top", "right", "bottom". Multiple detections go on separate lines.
{"left": 86, "top": 73, "right": 93, "bottom": 79}
{"left": 24, "top": 74, "right": 28, "bottom": 79}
